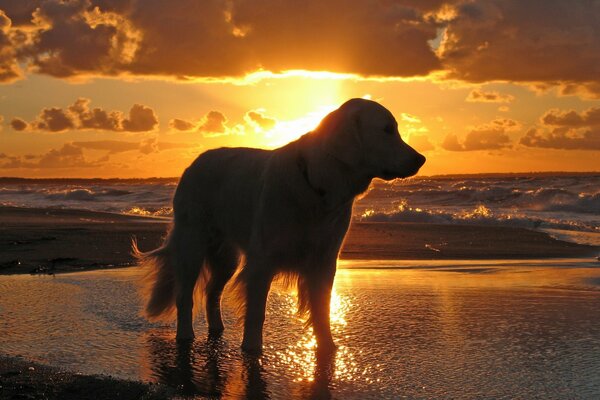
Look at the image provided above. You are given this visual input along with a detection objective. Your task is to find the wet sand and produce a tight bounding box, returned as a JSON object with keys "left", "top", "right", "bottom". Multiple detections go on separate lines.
{"left": 0, "top": 206, "right": 597, "bottom": 275}
{"left": 2, "top": 266, "right": 600, "bottom": 399}
{"left": 0, "top": 355, "right": 172, "bottom": 400}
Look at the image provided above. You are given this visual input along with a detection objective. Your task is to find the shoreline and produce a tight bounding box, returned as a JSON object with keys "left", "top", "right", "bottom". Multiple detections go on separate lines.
{"left": 0, "top": 355, "right": 172, "bottom": 400}
{"left": 1, "top": 206, "right": 598, "bottom": 275}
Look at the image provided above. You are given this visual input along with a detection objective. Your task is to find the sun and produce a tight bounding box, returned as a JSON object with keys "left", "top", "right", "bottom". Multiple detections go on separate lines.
{"left": 264, "top": 104, "right": 339, "bottom": 147}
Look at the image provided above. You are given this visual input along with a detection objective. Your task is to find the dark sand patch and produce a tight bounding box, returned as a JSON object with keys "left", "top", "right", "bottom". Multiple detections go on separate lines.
{"left": 0, "top": 355, "right": 172, "bottom": 400}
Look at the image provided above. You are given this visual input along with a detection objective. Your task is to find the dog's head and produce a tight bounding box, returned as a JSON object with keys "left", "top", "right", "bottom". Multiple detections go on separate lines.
{"left": 315, "top": 98, "right": 426, "bottom": 180}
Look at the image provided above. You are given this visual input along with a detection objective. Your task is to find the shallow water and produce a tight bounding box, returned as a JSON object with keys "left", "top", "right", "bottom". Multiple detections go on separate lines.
{"left": 1, "top": 262, "right": 600, "bottom": 399}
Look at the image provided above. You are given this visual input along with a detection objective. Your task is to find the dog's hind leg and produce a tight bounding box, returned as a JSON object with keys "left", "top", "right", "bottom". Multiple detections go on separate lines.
{"left": 205, "top": 240, "right": 239, "bottom": 336}
{"left": 173, "top": 222, "right": 207, "bottom": 341}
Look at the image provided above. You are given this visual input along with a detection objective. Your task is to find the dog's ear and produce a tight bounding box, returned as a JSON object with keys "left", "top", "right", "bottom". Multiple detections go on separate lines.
{"left": 315, "top": 106, "right": 362, "bottom": 166}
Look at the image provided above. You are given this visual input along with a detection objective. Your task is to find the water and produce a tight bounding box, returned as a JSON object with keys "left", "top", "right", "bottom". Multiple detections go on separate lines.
{"left": 1, "top": 174, "right": 598, "bottom": 245}
{"left": 2, "top": 263, "right": 600, "bottom": 399}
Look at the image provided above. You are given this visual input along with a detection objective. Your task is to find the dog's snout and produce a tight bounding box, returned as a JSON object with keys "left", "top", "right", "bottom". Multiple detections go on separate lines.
{"left": 416, "top": 153, "right": 426, "bottom": 167}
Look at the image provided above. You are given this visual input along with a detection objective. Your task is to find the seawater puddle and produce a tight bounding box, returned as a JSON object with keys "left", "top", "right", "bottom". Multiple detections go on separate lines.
{"left": 1, "top": 262, "right": 600, "bottom": 399}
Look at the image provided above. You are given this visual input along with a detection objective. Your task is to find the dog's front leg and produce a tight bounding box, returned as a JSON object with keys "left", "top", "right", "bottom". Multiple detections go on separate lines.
{"left": 307, "top": 267, "right": 337, "bottom": 354}
{"left": 241, "top": 267, "right": 274, "bottom": 354}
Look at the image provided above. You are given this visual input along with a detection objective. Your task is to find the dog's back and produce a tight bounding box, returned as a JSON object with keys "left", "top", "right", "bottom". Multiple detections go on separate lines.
{"left": 174, "top": 147, "right": 271, "bottom": 250}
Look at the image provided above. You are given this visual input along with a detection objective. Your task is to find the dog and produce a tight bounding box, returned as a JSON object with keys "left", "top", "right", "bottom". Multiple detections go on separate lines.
{"left": 134, "top": 98, "right": 425, "bottom": 354}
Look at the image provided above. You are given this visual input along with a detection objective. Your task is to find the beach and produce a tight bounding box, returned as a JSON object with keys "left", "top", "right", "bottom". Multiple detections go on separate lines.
{"left": 1, "top": 205, "right": 599, "bottom": 399}
{"left": 1, "top": 206, "right": 597, "bottom": 275}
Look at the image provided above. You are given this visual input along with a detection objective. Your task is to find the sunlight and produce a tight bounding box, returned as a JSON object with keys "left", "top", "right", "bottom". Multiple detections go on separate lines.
{"left": 264, "top": 104, "right": 338, "bottom": 147}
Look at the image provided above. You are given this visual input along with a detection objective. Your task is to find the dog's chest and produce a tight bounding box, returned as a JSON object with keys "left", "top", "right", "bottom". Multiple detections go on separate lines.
{"left": 260, "top": 208, "right": 351, "bottom": 265}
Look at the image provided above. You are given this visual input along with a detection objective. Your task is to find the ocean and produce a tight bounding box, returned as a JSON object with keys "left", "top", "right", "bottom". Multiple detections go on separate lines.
{"left": 1, "top": 173, "right": 598, "bottom": 245}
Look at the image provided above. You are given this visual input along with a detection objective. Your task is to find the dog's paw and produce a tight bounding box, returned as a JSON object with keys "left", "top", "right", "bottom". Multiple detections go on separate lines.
{"left": 241, "top": 341, "right": 263, "bottom": 356}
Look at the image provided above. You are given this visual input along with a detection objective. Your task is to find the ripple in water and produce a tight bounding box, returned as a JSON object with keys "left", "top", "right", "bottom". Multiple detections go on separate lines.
{"left": 1, "top": 265, "right": 600, "bottom": 399}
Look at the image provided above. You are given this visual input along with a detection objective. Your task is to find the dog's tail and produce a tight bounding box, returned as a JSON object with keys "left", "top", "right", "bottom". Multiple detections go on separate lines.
{"left": 133, "top": 228, "right": 178, "bottom": 320}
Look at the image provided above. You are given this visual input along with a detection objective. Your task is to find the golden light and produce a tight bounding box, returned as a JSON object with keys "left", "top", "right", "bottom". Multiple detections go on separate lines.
{"left": 264, "top": 104, "right": 338, "bottom": 147}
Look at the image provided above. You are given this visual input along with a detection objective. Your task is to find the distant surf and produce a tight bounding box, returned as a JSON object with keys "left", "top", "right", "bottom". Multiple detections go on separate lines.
{"left": 1, "top": 173, "right": 598, "bottom": 245}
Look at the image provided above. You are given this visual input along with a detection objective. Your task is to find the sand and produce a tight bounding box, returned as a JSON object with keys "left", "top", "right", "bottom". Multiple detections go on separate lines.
{"left": 1, "top": 205, "right": 597, "bottom": 275}
{"left": 0, "top": 355, "right": 172, "bottom": 400}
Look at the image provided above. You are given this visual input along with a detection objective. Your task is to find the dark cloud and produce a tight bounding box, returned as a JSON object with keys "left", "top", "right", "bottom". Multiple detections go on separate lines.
{"left": 169, "top": 118, "right": 195, "bottom": 132}
{"left": 32, "top": 107, "right": 76, "bottom": 132}
{"left": 13, "top": 98, "right": 158, "bottom": 132}
{"left": 439, "top": 0, "right": 600, "bottom": 88}
{"left": 10, "top": 117, "right": 28, "bottom": 131}
{"left": 466, "top": 88, "right": 514, "bottom": 103}
{"left": 1, "top": 0, "right": 598, "bottom": 93}
{"left": 442, "top": 118, "right": 518, "bottom": 151}
{"left": 245, "top": 110, "right": 276, "bottom": 131}
{"left": 541, "top": 107, "right": 600, "bottom": 128}
{"left": 520, "top": 106, "right": 600, "bottom": 150}
{"left": 1, "top": 0, "right": 442, "bottom": 81}
{"left": 17, "top": 0, "right": 139, "bottom": 78}
{"left": 520, "top": 127, "right": 600, "bottom": 151}
{"left": 68, "top": 98, "right": 122, "bottom": 130}
{"left": 121, "top": 104, "right": 159, "bottom": 132}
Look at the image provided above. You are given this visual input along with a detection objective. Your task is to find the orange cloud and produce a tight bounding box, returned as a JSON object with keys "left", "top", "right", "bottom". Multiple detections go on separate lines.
{"left": 541, "top": 107, "right": 600, "bottom": 128}
{"left": 520, "top": 127, "right": 600, "bottom": 151}
{"left": 0, "top": 143, "right": 99, "bottom": 169}
{"left": 442, "top": 118, "right": 519, "bottom": 151}
{"left": 519, "top": 106, "right": 600, "bottom": 150}
{"left": 1, "top": 0, "right": 442, "bottom": 81}
{"left": 1, "top": 0, "right": 599, "bottom": 100}
{"left": 466, "top": 88, "right": 514, "bottom": 103}
{"left": 12, "top": 98, "right": 158, "bottom": 132}
{"left": 0, "top": 10, "right": 20, "bottom": 82}
{"left": 244, "top": 110, "right": 276, "bottom": 131}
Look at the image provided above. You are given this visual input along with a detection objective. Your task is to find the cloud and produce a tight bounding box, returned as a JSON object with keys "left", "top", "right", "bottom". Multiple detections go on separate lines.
{"left": 0, "top": 143, "right": 99, "bottom": 169}
{"left": 540, "top": 107, "right": 600, "bottom": 128}
{"left": 0, "top": 138, "right": 193, "bottom": 169}
{"left": 442, "top": 118, "right": 518, "bottom": 151}
{"left": 408, "top": 134, "right": 435, "bottom": 151}
{"left": 73, "top": 139, "right": 191, "bottom": 154}
{"left": 466, "top": 88, "right": 514, "bottom": 103}
{"left": 0, "top": 10, "right": 21, "bottom": 82}
{"left": 1, "top": 0, "right": 598, "bottom": 95}
{"left": 519, "top": 106, "right": 600, "bottom": 150}
{"left": 244, "top": 110, "right": 276, "bottom": 131}
{"left": 439, "top": 0, "right": 600, "bottom": 89}
{"left": 1, "top": 0, "right": 442, "bottom": 81}
{"left": 520, "top": 127, "right": 600, "bottom": 151}
{"left": 121, "top": 104, "right": 159, "bottom": 132}
{"left": 169, "top": 118, "right": 196, "bottom": 132}
{"left": 31, "top": 107, "right": 76, "bottom": 132}
{"left": 197, "top": 111, "right": 227, "bottom": 135}
{"left": 16, "top": 0, "right": 140, "bottom": 78}
{"left": 12, "top": 98, "right": 158, "bottom": 132}
{"left": 170, "top": 111, "right": 230, "bottom": 136}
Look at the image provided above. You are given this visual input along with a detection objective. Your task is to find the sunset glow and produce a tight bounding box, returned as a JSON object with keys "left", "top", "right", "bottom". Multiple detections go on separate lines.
{"left": 0, "top": 1, "right": 598, "bottom": 177}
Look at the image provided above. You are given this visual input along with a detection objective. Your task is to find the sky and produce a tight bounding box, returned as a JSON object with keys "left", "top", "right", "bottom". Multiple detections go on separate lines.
{"left": 0, "top": 0, "right": 599, "bottom": 178}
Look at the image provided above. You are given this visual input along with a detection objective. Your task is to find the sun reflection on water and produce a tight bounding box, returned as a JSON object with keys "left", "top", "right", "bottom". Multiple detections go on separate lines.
{"left": 268, "top": 287, "right": 375, "bottom": 386}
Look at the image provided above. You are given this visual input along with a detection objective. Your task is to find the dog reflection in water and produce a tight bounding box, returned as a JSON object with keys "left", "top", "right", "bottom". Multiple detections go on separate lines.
{"left": 144, "top": 332, "right": 336, "bottom": 399}
{"left": 134, "top": 99, "right": 425, "bottom": 354}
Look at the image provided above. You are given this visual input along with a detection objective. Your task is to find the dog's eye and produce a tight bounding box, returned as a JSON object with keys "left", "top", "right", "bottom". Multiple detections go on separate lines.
{"left": 383, "top": 125, "right": 395, "bottom": 135}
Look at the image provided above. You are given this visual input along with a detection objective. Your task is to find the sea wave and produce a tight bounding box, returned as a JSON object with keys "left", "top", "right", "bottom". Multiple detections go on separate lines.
{"left": 359, "top": 203, "right": 599, "bottom": 234}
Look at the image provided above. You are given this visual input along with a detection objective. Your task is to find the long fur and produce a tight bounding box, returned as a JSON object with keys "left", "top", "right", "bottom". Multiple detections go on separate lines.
{"left": 133, "top": 229, "right": 209, "bottom": 321}
{"left": 134, "top": 98, "right": 425, "bottom": 347}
